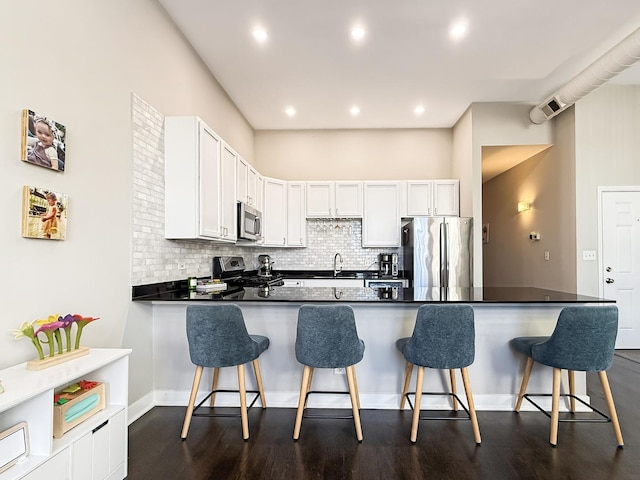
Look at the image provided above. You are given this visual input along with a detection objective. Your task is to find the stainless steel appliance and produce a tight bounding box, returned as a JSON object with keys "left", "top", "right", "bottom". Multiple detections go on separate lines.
{"left": 402, "top": 217, "right": 473, "bottom": 287}
{"left": 258, "top": 254, "right": 275, "bottom": 277}
{"left": 237, "top": 202, "right": 262, "bottom": 241}
{"left": 213, "top": 256, "right": 284, "bottom": 287}
{"left": 379, "top": 253, "right": 399, "bottom": 277}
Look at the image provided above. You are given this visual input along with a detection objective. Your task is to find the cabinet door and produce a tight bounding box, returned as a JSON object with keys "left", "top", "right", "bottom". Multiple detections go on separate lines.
{"left": 335, "top": 182, "right": 363, "bottom": 217}
{"left": 306, "top": 182, "right": 333, "bottom": 217}
{"left": 220, "top": 145, "right": 238, "bottom": 242}
{"left": 287, "top": 182, "right": 306, "bottom": 246}
{"left": 255, "top": 174, "right": 264, "bottom": 212}
{"left": 236, "top": 155, "right": 249, "bottom": 203}
{"left": 407, "top": 181, "right": 432, "bottom": 216}
{"left": 199, "top": 124, "right": 222, "bottom": 238}
{"left": 362, "top": 182, "right": 401, "bottom": 247}
{"left": 247, "top": 166, "right": 259, "bottom": 207}
{"left": 433, "top": 180, "right": 459, "bottom": 216}
{"left": 263, "top": 178, "right": 287, "bottom": 246}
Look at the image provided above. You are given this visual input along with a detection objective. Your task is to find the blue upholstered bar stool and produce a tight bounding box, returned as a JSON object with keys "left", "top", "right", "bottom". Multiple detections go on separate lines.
{"left": 511, "top": 306, "right": 623, "bottom": 447}
{"left": 396, "top": 304, "right": 481, "bottom": 444}
{"left": 181, "top": 304, "right": 269, "bottom": 441}
{"left": 293, "top": 305, "right": 365, "bottom": 442}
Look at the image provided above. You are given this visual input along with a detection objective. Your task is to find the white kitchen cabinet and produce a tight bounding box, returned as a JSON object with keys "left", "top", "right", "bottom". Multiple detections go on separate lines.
{"left": 305, "top": 181, "right": 363, "bottom": 218}
{"left": 220, "top": 144, "right": 238, "bottom": 242}
{"left": 362, "top": 181, "right": 401, "bottom": 247}
{"left": 165, "top": 116, "right": 235, "bottom": 242}
{"left": 237, "top": 156, "right": 262, "bottom": 210}
{"left": 293, "top": 278, "right": 365, "bottom": 287}
{"left": 0, "top": 349, "right": 131, "bottom": 480}
{"left": 262, "top": 177, "right": 287, "bottom": 246}
{"left": 287, "top": 182, "right": 306, "bottom": 247}
{"left": 254, "top": 174, "right": 264, "bottom": 212}
{"left": 406, "top": 180, "right": 459, "bottom": 217}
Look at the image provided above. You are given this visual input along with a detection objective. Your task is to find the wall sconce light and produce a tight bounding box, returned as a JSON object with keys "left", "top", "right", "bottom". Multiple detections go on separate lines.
{"left": 517, "top": 201, "right": 531, "bottom": 213}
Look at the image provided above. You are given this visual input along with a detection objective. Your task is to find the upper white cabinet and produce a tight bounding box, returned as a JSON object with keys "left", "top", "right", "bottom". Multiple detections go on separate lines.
{"left": 262, "top": 177, "right": 287, "bottom": 246}
{"left": 165, "top": 116, "right": 233, "bottom": 241}
{"left": 306, "top": 181, "right": 363, "bottom": 218}
{"left": 237, "top": 156, "right": 262, "bottom": 210}
{"left": 362, "top": 181, "right": 401, "bottom": 247}
{"left": 287, "top": 182, "right": 306, "bottom": 247}
{"left": 406, "top": 180, "right": 459, "bottom": 217}
{"left": 220, "top": 144, "right": 238, "bottom": 241}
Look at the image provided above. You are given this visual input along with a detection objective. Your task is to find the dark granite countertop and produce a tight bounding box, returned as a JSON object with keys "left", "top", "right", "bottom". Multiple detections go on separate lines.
{"left": 132, "top": 280, "right": 613, "bottom": 304}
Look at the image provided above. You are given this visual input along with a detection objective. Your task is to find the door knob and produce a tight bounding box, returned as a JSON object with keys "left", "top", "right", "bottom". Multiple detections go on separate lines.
{"left": 605, "top": 278, "right": 615, "bottom": 284}
{"left": 606, "top": 266, "right": 612, "bottom": 272}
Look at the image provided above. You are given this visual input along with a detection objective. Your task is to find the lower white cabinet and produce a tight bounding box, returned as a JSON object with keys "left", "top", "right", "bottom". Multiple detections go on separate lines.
{"left": 288, "top": 278, "right": 365, "bottom": 287}
{"left": 0, "top": 349, "right": 131, "bottom": 480}
{"left": 71, "top": 409, "right": 126, "bottom": 480}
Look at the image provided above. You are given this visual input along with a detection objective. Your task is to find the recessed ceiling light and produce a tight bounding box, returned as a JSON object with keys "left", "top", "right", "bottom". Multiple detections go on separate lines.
{"left": 414, "top": 105, "right": 425, "bottom": 115}
{"left": 449, "top": 21, "right": 467, "bottom": 40}
{"left": 351, "top": 26, "right": 366, "bottom": 42}
{"left": 350, "top": 106, "right": 361, "bottom": 116}
{"left": 285, "top": 106, "right": 296, "bottom": 117}
{"left": 252, "top": 27, "right": 268, "bottom": 43}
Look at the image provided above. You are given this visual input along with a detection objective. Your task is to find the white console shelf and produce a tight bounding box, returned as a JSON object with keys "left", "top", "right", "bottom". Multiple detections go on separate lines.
{"left": 0, "top": 348, "right": 131, "bottom": 480}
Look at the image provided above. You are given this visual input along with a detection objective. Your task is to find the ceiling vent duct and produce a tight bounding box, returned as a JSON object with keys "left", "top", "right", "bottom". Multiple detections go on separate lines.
{"left": 530, "top": 26, "right": 640, "bottom": 124}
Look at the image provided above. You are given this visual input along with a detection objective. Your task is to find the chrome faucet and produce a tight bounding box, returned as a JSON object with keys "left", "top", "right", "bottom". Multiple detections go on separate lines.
{"left": 333, "top": 253, "right": 343, "bottom": 277}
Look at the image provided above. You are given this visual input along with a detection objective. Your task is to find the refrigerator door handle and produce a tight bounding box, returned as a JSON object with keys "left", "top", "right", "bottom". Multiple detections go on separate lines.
{"left": 440, "top": 221, "right": 448, "bottom": 287}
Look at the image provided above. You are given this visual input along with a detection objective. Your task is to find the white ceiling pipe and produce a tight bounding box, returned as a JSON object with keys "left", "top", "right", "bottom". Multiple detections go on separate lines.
{"left": 530, "top": 26, "right": 640, "bottom": 124}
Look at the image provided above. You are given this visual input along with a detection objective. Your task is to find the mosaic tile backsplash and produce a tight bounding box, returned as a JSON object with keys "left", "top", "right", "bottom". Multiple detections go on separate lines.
{"left": 131, "top": 95, "right": 400, "bottom": 285}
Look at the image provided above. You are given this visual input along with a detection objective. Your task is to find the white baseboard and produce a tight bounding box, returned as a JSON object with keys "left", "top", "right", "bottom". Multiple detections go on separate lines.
{"left": 127, "top": 392, "right": 155, "bottom": 424}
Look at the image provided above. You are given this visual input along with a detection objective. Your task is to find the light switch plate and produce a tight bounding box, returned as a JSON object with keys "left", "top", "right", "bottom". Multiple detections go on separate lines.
{"left": 583, "top": 251, "right": 597, "bottom": 261}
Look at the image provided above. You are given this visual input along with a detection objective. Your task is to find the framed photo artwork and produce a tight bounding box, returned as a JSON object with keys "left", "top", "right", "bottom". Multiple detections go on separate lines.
{"left": 21, "top": 109, "right": 66, "bottom": 172}
{"left": 22, "top": 186, "right": 69, "bottom": 240}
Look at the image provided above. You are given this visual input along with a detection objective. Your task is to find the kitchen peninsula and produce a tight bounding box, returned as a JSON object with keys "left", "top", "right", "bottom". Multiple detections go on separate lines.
{"left": 133, "top": 282, "right": 613, "bottom": 412}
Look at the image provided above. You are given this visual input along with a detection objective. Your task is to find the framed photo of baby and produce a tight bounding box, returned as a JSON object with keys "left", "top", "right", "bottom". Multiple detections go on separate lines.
{"left": 22, "top": 186, "right": 69, "bottom": 240}
{"left": 21, "top": 109, "right": 66, "bottom": 172}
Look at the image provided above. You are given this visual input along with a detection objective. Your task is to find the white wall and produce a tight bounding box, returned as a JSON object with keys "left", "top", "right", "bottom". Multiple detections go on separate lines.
{"left": 0, "top": 1, "right": 253, "bottom": 408}
{"left": 574, "top": 85, "right": 640, "bottom": 295}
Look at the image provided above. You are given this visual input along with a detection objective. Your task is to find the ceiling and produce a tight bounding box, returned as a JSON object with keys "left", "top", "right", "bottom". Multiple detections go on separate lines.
{"left": 158, "top": 0, "right": 640, "bottom": 131}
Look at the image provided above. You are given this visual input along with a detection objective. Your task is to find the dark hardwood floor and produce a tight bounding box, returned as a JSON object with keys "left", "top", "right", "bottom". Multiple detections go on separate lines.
{"left": 127, "top": 355, "right": 639, "bottom": 479}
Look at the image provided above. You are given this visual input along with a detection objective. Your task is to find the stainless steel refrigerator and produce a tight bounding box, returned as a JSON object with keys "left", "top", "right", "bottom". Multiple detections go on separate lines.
{"left": 402, "top": 217, "right": 473, "bottom": 287}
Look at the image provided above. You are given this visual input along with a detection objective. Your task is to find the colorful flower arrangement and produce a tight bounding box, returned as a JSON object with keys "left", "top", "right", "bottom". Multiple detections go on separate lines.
{"left": 9, "top": 314, "right": 99, "bottom": 360}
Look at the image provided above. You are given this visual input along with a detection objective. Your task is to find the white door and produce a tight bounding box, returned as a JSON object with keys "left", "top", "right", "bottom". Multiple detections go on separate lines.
{"left": 601, "top": 189, "right": 640, "bottom": 348}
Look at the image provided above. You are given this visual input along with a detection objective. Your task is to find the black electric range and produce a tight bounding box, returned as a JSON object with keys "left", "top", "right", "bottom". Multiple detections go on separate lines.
{"left": 213, "top": 255, "right": 284, "bottom": 288}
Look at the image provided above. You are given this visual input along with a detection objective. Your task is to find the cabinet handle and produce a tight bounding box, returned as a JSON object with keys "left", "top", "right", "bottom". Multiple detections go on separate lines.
{"left": 329, "top": 208, "right": 333, "bottom": 217}
{"left": 92, "top": 419, "right": 109, "bottom": 434}
{"left": 283, "top": 238, "right": 286, "bottom": 245}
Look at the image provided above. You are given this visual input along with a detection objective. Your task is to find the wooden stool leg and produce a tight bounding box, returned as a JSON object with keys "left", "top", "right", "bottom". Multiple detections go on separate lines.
{"left": 293, "top": 366, "right": 312, "bottom": 440}
{"left": 252, "top": 359, "right": 267, "bottom": 408}
{"left": 550, "top": 368, "right": 561, "bottom": 446}
{"left": 461, "top": 368, "right": 481, "bottom": 445}
{"left": 352, "top": 366, "right": 361, "bottom": 410}
{"left": 181, "top": 366, "right": 203, "bottom": 439}
{"left": 410, "top": 366, "right": 425, "bottom": 443}
{"left": 450, "top": 369, "right": 459, "bottom": 411}
{"left": 599, "top": 371, "right": 624, "bottom": 447}
{"left": 515, "top": 357, "right": 535, "bottom": 412}
{"left": 210, "top": 367, "right": 220, "bottom": 407}
{"left": 303, "top": 367, "right": 314, "bottom": 409}
{"left": 346, "top": 365, "right": 363, "bottom": 442}
{"left": 568, "top": 370, "right": 575, "bottom": 412}
{"left": 238, "top": 364, "right": 249, "bottom": 441}
{"left": 400, "top": 362, "right": 413, "bottom": 409}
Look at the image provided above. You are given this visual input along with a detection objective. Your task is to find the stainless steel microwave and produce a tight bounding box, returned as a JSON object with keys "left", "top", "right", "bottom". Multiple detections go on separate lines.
{"left": 237, "top": 202, "right": 262, "bottom": 241}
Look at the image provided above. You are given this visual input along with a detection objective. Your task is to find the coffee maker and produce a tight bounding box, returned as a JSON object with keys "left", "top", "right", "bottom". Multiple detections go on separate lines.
{"left": 258, "top": 254, "right": 274, "bottom": 277}
{"left": 379, "top": 253, "right": 399, "bottom": 278}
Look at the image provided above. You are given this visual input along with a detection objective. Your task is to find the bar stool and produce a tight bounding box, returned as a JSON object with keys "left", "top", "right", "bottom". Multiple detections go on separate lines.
{"left": 293, "top": 304, "right": 365, "bottom": 442}
{"left": 396, "top": 304, "right": 481, "bottom": 445}
{"left": 511, "top": 305, "right": 623, "bottom": 447}
{"left": 181, "top": 304, "right": 269, "bottom": 441}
